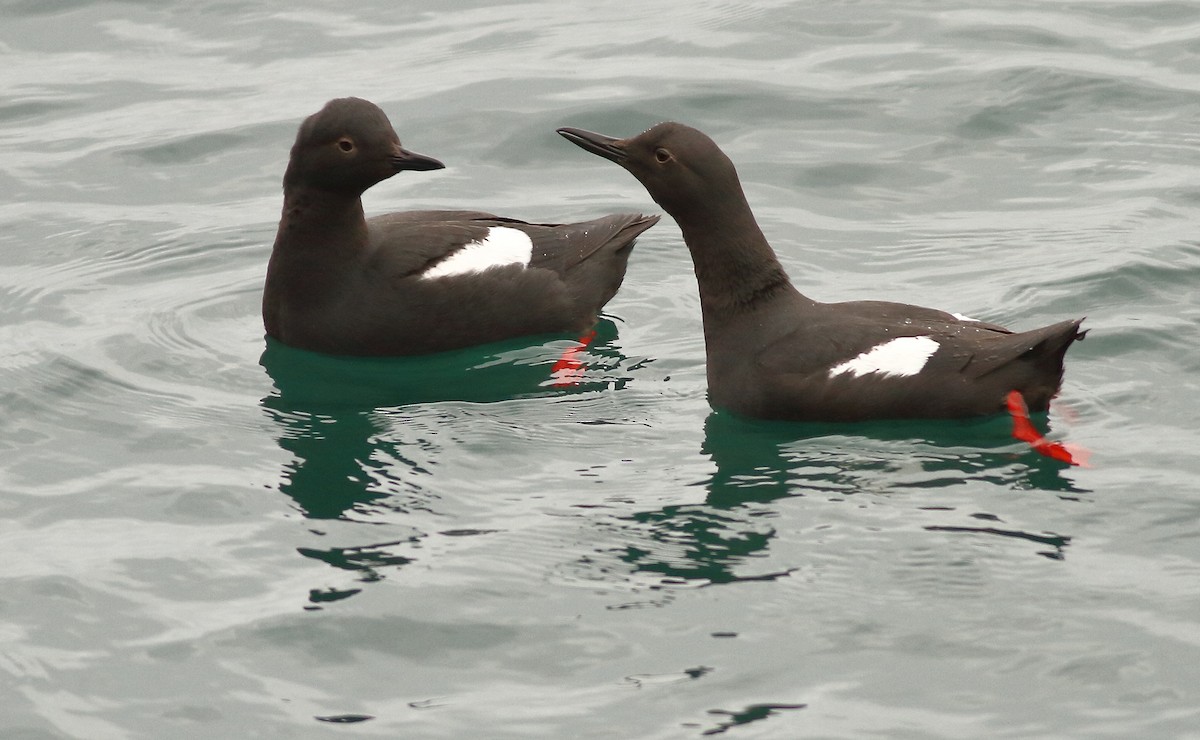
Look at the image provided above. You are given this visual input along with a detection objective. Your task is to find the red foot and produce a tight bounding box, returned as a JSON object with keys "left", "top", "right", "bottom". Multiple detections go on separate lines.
{"left": 550, "top": 329, "right": 597, "bottom": 387}
{"left": 1005, "top": 391, "right": 1090, "bottom": 467}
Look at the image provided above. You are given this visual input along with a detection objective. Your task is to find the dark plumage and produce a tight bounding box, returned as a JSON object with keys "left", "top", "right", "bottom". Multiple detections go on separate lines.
{"left": 263, "top": 98, "right": 658, "bottom": 356}
{"left": 558, "top": 122, "right": 1084, "bottom": 421}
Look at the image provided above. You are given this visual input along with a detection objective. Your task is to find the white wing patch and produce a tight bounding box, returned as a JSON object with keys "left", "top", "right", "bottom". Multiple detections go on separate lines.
{"left": 420, "top": 226, "right": 534, "bottom": 280}
{"left": 828, "top": 336, "right": 940, "bottom": 378}
{"left": 951, "top": 312, "right": 982, "bottom": 322}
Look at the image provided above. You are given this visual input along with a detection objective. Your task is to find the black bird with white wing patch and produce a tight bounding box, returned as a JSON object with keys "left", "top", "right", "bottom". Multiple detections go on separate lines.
{"left": 263, "top": 98, "right": 658, "bottom": 356}
{"left": 558, "top": 122, "right": 1084, "bottom": 421}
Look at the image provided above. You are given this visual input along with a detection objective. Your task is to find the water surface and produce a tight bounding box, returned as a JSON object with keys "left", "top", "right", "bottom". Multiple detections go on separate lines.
{"left": 3, "top": 1, "right": 1200, "bottom": 737}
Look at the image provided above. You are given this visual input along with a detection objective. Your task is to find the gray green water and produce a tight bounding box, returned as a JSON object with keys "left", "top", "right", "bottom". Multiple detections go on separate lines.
{"left": 3, "top": 1, "right": 1200, "bottom": 737}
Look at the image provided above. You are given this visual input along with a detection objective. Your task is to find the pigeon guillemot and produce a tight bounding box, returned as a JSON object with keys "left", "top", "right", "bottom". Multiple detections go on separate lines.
{"left": 263, "top": 98, "right": 659, "bottom": 356}
{"left": 558, "top": 122, "right": 1085, "bottom": 422}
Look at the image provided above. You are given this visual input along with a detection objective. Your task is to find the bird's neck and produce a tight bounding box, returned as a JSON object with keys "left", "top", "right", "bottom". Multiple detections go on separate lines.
{"left": 265, "top": 186, "right": 369, "bottom": 308}
{"left": 275, "top": 185, "right": 369, "bottom": 251}
{"left": 676, "top": 188, "right": 801, "bottom": 317}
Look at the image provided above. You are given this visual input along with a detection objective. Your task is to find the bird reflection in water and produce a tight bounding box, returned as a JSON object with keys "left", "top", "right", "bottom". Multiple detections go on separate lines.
{"left": 258, "top": 326, "right": 631, "bottom": 604}
{"left": 614, "top": 410, "right": 1088, "bottom": 588}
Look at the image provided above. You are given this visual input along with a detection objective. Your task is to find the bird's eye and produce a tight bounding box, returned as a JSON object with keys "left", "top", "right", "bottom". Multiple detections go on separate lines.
{"left": 654, "top": 148, "right": 671, "bottom": 163}
{"left": 337, "top": 138, "right": 355, "bottom": 153}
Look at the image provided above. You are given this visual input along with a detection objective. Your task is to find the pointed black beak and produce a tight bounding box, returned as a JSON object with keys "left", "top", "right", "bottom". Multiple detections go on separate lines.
{"left": 557, "top": 127, "right": 627, "bottom": 164}
{"left": 391, "top": 144, "right": 445, "bottom": 172}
